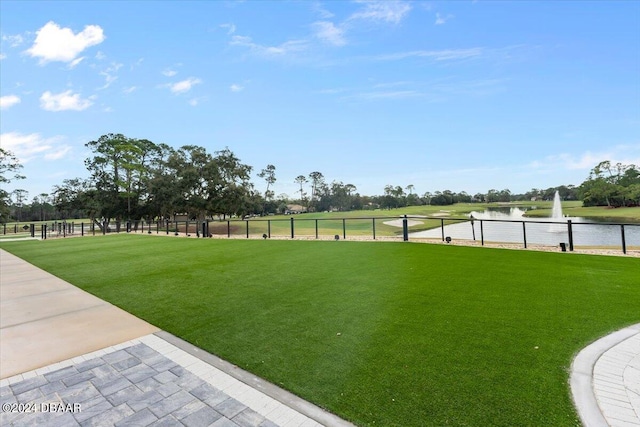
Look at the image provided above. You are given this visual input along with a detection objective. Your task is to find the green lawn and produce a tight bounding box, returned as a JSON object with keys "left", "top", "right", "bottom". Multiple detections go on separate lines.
{"left": 1, "top": 235, "right": 638, "bottom": 426}
{"left": 525, "top": 205, "right": 640, "bottom": 222}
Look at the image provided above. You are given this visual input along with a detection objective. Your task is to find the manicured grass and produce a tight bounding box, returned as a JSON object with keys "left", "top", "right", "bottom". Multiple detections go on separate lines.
{"left": 1, "top": 236, "right": 638, "bottom": 426}
{"left": 241, "top": 217, "right": 447, "bottom": 238}
{"left": 526, "top": 205, "right": 640, "bottom": 222}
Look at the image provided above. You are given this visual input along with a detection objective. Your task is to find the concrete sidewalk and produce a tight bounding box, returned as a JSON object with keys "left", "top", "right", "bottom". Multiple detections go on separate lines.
{"left": 0, "top": 249, "right": 354, "bottom": 427}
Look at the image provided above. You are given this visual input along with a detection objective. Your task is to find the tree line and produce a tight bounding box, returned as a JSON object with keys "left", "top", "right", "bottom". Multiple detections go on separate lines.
{"left": 1, "top": 135, "right": 639, "bottom": 223}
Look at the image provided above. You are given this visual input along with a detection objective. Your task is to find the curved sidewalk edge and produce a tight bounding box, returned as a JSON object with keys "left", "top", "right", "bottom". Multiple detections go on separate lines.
{"left": 570, "top": 323, "right": 640, "bottom": 427}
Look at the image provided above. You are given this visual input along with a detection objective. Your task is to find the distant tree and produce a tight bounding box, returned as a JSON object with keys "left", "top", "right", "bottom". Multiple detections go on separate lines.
{"left": 457, "top": 191, "right": 472, "bottom": 203}
{"left": 0, "top": 148, "right": 25, "bottom": 222}
{"left": 11, "top": 189, "right": 29, "bottom": 221}
{"left": 257, "top": 164, "right": 277, "bottom": 214}
{"left": 422, "top": 192, "right": 432, "bottom": 205}
{"left": 308, "top": 171, "right": 325, "bottom": 211}
{"left": 580, "top": 161, "right": 640, "bottom": 207}
{"left": 430, "top": 190, "right": 455, "bottom": 205}
{"left": 52, "top": 178, "right": 94, "bottom": 220}
{"left": 84, "top": 135, "right": 164, "bottom": 223}
{"left": 294, "top": 175, "right": 307, "bottom": 204}
{"left": 485, "top": 189, "right": 499, "bottom": 203}
{"left": 0, "top": 148, "right": 25, "bottom": 184}
{"left": 498, "top": 189, "right": 512, "bottom": 202}
{"left": 473, "top": 193, "right": 485, "bottom": 203}
{"left": 32, "top": 193, "right": 53, "bottom": 221}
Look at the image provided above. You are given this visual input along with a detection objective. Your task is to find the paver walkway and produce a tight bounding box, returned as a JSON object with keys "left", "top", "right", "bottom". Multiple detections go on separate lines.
{"left": 571, "top": 323, "right": 640, "bottom": 427}
{"left": 0, "top": 249, "right": 354, "bottom": 427}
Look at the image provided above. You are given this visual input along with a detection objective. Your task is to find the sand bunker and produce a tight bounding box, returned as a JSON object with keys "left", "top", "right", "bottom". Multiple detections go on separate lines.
{"left": 383, "top": 219, "right": 424, "bottom": 227}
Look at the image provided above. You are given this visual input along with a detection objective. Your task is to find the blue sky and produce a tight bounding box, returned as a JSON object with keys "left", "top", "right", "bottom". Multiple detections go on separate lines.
{"left": 1, "top": 0, "right": 639, "bottom": 200}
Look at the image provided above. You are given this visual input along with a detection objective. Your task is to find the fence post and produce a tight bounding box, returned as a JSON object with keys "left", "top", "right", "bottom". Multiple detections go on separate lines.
{"left": 402, "top": 215, "right": 409, "bottom": 242}
{"left": 522, "top": 222, "right": 527, "bottom": 248}
{"left": 470, "top": 219, "right": 476, "bottom": 241}
{"left": 290, "top": 217, "right": 295, "bottom": 239}
{"left": 246, "top": 220, "right": 249, "bottom": 238}
{"left": 315, "top": 219, "right": 318, "bottom": 239}
{"left": 30, "top": 224, "right": 35, "bottom": 237}
{"left": 480, "top": 220, "right": 484, "bottom": 246}
{"left": 372, "top": 218, "right": 376, "bottom": 240}
{"left": 343, "top": 219, "right": 347, "bottom": 240}
{"left": 440, "top": 218, "right": 445, "bottom": 241}
{"left": 42, "top": 224, "right": 47, "bottom": 240}
{"left": 621, "top": 225, "right": 627, "bottom": 254}
{"left": 568, "top": 220, "right": 574, "bottom": 251}
{"left": 227, "top": 220, "right": 230, "bottom": 238}
{"left": 268, "top": 220, "right": 271, "bottom": 238}
{"left": 81, "top": 222, "right": 84, "bottom": 236}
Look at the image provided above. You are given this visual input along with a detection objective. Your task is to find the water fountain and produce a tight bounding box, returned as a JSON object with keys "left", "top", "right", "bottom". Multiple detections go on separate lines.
{"left": 548, "top": 191, "right": 565, "bottom": 233}
{"left": 551, "top": 191, "right": 563, "bottom": 219}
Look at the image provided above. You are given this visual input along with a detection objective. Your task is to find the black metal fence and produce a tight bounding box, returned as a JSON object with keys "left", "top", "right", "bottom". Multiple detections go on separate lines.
{"left": 1, "top": 216, "right": 638, "bottom": 255}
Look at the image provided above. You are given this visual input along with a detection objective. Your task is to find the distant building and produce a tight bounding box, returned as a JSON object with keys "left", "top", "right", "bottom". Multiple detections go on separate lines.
{"left": 285, "top": 204, "right": 307, "bottom": 214}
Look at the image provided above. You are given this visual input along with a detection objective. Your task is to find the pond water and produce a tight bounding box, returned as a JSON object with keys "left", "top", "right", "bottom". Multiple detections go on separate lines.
{"left": 410, "top": 207, "right": 640, "bottom": 248}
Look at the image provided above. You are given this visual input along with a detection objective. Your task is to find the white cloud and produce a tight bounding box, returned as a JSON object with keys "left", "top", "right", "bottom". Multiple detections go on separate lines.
{"left": 2, "top": 34, "right": 24, "bottom": 47}
{"left": 0, "top": 132, "right": 67, "bottom": 163}
{"left": 312, "top": 2, "right": 334, "bottom": 19}
{"left": 98, "top": 62, "right": 123, "bottom": 89}
{"left": 0, "top": 95, "right": 21, "bottom": 109}
{"left": 123, "top": 86, "right": 138, "bottom": 94}
{"left": 230, "top": 35, "right": 308, "bottom": 57}
{"left": 350, "top": 1, "right": 412, "bottom": 24}
{"left": 312, "top": 21, "right": 346, "bottom": 46}
{"left": 377, "top": 48, "right": 483, "bottom": 61}
{"left": 163, "top": 69, "right": 178, "bottom": 77}
{"left": 95, "top": 51, "right": 106, "bottom": 60}
{"left": 531, "top": 145, "right": 640, "bottom": 172}
{"left": 0, "top": 53, "right": 6, "bottom": 60}
{"left": 435, "top": 13, "right": 454, "bottom": 25}
{"left": 25, "top": 21, "right": 105, "bottom": 64}
{"left": 68, "top": 57, "right": 85, "bottom": 69}
{"left": 230, "top": 84, "right": 244, "bottom": 92}
{"left": 220, "top": 23, "right": 236, "bottom": 35}
{"left": 44, "top": 145, "right": 72, "bottom": 160}
{"left": 168, "top": 77, "right": 202, "bottom": 94}
{"left": 67, "top": 56, "right": 85, "bottom": 70}
{"left": 40, "top": 90, "right": 93, "bottom": 111}
{"left": 131, "top": 58, "right": 144, "bottom": 69}
{"left": 347, "top": 90, "right": 421, "bottom": 100}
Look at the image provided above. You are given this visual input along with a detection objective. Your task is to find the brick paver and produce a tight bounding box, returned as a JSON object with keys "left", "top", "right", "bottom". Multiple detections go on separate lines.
{"left": 0, "top": 338, "right": 322, "bottom": 427}
{"left": 571, "top": 324, "right": 640, "bottom": 427}
{"left": 592, "top": 332, "right": 640, "bottom": 427}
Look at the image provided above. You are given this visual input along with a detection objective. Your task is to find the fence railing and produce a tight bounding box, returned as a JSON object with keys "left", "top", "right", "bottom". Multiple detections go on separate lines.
{"left": 1, "top": 216, "right": 638, "bottom": 255}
